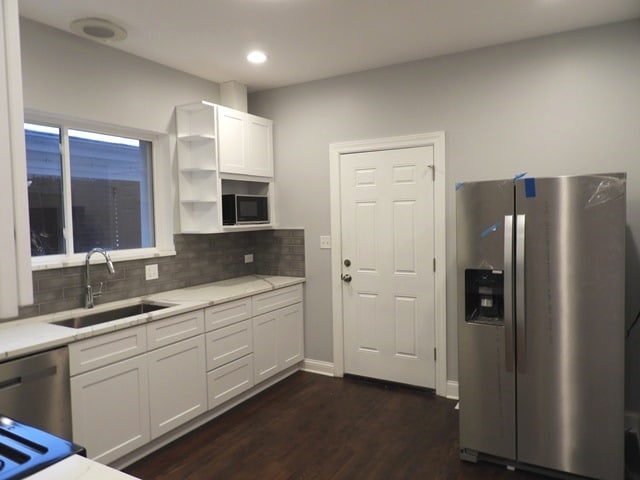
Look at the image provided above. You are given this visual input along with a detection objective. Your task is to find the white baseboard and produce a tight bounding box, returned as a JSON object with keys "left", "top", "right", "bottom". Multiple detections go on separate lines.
{"left": 446, "top": 380, "right": 459, "bottom": 400}
{"left": 302, "top": 358, "right": 335, "bottom": 377}
{"left": 302, "top": 359, "right": 459, "bottom": 402}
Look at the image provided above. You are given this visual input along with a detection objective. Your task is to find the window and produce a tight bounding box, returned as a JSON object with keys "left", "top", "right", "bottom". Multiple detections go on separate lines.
{"left": 25, "top": 121, "right": 156, "bottom": 259}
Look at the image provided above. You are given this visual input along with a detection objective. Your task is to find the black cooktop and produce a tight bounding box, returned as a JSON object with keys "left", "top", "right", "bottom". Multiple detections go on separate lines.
{"left": 0, "top": 415, "right": 84, "bottom": 480}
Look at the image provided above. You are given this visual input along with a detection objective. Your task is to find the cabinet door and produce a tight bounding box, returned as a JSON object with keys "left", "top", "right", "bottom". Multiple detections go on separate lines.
{"left": 252, "top": 311, "right": 278, "bottom": 383}
{"left": 252, "top": 301, "right": 304, "bottom": 384}
{"left": 71, "top": 355, "right": 150, "bottom": 464}
{"left": 148, "top": 335, "right": 207, "bottom": 439}
{"left": 246, "top": 114, "right": 273, "bottom": 177}
{"left": 278, "top": 302, "right": 304, "bottom": 369}
{"left": 218, "top": 105, "right": 245, "bottom": 174}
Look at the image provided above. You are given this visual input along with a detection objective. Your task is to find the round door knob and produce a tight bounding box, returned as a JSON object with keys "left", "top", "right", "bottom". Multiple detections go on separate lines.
{"left": 341, "top": 274, "right": 352, "bottom": 283}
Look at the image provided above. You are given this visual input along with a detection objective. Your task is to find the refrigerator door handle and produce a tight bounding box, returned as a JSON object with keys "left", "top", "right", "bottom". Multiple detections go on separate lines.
{"left": 516, "top": 214, "right": 526, "bottom": 373}
{"left": 503, "top": 215, "right": 514, "bottom": 373}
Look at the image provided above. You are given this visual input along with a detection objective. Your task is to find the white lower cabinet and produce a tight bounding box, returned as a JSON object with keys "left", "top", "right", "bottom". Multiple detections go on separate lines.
{"left": 148, "top": 335, "right": 207, "bottom": 439}
{"left": 253, "top": 300, "right": 304, "bottom": 384}
{"left": 69, "top": 282, "right": 304, "bottom": 465}
{"left": 69, "top": 313, "right": 206, "bottom": 464}
{"left": 70, "top": 354, "right": 150, "bottom": 464}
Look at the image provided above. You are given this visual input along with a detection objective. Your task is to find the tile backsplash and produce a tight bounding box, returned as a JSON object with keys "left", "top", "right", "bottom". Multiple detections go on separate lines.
{"left": 16, "top": 229, "right": 304, "bottom": 320}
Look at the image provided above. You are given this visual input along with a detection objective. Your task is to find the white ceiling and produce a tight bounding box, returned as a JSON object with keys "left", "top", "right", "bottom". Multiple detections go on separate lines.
{"left": 18, "top": 0, "right": 640, "bottom": 93}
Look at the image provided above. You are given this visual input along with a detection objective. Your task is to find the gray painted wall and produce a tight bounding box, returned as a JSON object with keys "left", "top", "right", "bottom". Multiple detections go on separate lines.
{"left": 20, "top": 18, "right": 219, "bottom": 133}
{"left": 249, "top": 20, "right": 640, "bottom": 405}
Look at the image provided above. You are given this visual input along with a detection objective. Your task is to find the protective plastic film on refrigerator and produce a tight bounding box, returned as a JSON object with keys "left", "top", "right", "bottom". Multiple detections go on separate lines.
{"left": 456, "top": 173, "right": 626, "bottom": 480}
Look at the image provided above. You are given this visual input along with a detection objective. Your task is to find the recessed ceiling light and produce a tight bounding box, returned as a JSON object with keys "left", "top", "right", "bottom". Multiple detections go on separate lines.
{"left": 70, "top": 18, "right": 127, "bottom": 42}
{"left": 247, "top": 50, "right": 268, "bottom": 64}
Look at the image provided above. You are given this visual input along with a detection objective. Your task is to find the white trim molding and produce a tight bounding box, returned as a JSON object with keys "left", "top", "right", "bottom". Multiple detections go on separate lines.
{"left": 329, "top": 132, "right": 448, "bottom": 397}
{"left": 0, "top": 0, "right": 33, "bottom": 318}
{"left": 446, "top": 380, "right": 459, "bottom": 400}
{"left": 302, "top": 359, "right": 335, "bottom": 377}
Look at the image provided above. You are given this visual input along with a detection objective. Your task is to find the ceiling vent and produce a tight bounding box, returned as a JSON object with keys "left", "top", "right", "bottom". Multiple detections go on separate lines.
{"left": 69, "top": 18, "right": 127, "bottom": 43}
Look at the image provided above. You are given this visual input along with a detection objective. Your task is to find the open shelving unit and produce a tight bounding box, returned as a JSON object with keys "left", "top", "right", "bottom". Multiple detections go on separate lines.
{"left": 176, "top": 101, "right": 221, "bottom": 232}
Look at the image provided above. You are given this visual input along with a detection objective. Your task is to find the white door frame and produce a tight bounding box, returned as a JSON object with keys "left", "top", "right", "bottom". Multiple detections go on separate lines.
{"left": 329, "top": 132, "right": 447, "bottom": 396}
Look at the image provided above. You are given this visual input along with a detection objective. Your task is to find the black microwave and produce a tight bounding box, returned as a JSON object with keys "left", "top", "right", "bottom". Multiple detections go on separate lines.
{"left": 222, "top": 194, "right": 269, "bottom": 225}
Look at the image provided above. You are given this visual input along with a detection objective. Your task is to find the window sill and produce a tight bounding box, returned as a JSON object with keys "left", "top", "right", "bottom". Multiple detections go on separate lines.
{"left": 31, "top": 248, "right": 177, "bottom": 271}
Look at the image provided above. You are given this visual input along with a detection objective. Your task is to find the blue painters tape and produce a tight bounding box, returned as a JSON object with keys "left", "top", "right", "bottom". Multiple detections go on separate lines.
{"left": 525, "top": 178, "right": 536, "bottom": 198}
{"left": 514, "top": 172, "right": 527, "bottom": 180}
{"left": 481, "top": 221, "right": 502, "bottom": 238}
{"left": 455, "top": 182, "right": 464, "bottom": 191}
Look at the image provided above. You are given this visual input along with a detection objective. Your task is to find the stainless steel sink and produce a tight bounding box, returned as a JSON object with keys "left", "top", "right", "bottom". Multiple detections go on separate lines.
{"left": 52, "top": 302, "right": 169, "bottom": 329}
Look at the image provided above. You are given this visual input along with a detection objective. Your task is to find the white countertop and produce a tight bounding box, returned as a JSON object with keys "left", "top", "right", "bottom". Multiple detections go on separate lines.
{"left": 0, "top": 275, "right": 304, "bottom": 362}
{"left": 24, "top": 455, "right": 139, "bottom": 480}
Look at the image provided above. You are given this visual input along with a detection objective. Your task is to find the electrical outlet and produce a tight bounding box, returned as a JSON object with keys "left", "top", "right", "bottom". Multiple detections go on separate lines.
{"left": 145, "top": 264, "right": 159, "bottom": 280}
{"left": 244, "top": 254, "right": 254, "bottom": 263}
{"left": 320, "top": 235, "right": 331, "bottom": 249}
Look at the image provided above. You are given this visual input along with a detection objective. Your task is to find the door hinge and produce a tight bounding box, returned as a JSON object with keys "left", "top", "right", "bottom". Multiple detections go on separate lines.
{"left": 429, "top": 164, "right": 435, "bottom": 181}
{"left": 433, "top": 257, "right": 436, "bottom": 272}
{"left": 434, "top": 348, "right": 437, "bottom": 362}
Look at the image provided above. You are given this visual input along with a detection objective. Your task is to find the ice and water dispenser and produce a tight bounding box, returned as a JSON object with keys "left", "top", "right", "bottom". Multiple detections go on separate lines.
{"left": 464, "top": 269, "right": 504, "bottom": 324}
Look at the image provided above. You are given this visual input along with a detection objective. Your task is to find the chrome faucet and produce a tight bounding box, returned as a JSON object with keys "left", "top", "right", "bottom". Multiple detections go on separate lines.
{"left": 85, "top": 248, "right": 115, "bottom": 308}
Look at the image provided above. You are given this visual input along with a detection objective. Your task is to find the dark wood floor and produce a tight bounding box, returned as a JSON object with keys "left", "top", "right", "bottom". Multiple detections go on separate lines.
{"left": 124, "top": 372, "right": 547, "bottom": 480}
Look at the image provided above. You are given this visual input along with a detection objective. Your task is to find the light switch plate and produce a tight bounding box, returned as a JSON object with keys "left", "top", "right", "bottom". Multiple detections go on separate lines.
{"left": 320, "top": 235, "right": 331, "bottom": 249}
{"left": 145, "top": 264, "right": 159, "bottom": 280}
{"left": 244, "top": 254, "right": 254, "bottom": 263}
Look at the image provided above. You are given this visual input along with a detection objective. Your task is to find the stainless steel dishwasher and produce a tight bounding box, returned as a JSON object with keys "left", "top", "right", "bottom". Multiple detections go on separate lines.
{"left": 0, "top": 346, "right": 72, "bottom": 440}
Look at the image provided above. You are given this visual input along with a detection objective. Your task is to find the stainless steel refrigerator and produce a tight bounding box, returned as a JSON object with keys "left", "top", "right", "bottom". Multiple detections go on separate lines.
{"left": 456, "top": 173, "right": 626, "bottom": 480}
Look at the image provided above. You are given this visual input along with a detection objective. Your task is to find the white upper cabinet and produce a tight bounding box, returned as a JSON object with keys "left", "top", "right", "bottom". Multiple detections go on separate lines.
{"left": 176, "top": 101, "right": 275, "bottom": 233}
{"left": 218, "top": 105, "right": 274, "bottom": 178}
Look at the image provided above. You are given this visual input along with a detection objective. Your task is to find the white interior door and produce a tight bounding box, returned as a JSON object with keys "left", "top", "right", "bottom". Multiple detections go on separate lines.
{"left": 340, "top": 146, "right": 435, "bottom": 388}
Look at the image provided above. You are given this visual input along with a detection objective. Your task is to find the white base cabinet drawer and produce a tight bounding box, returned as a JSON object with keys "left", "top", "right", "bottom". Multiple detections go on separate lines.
{"left": 69, "top": 326, "right": 146, "bottom": 376}
{"left": 207, "top": 355, "right": 254, "bottom": 409}
{"left": 71, "top": 354, "right": 150, "bottom": 464}
{"left": 205, "top": 298, "right": 251, "bottom": 331}
{"left": 205, "top": 319, "right": 253, "bottom": 370}
{"left": 146, "top": 309, "right": 204, "bottom": 350}
{"left": 148, "top": 335, "right": 207, "bottom": 439}
{"left": 251, "top": 284, "right": 302, "bottom": 316}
